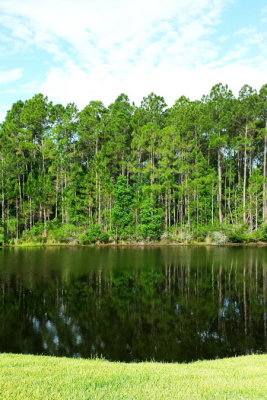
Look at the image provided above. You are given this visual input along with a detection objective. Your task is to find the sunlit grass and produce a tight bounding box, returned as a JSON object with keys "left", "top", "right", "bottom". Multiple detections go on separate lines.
{"left": 0, "top": 354, "right": 266, "bottom": 399}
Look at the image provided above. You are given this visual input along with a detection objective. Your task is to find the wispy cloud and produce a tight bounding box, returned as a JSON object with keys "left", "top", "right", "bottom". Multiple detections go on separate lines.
{"left": 261, "top": 5, "right": 267, "bottom": 22}
{"left": 0, "top": 0, "right": 232, "bottom": 64}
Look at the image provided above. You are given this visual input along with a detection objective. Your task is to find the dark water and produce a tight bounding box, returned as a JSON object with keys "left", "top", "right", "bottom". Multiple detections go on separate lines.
{"left": 0, "top": 246, "right": 266, "bottom": 362}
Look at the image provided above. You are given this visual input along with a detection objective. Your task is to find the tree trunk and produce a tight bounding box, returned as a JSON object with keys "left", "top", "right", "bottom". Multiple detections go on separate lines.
{"left": 243, "top": 123, "right": 248, "bottom": 223}
{"left": 1, "top": 157, "right": 4, "bottom": 223}
{"left": 217, "top": 148, "right": 223, "bottom": 223}
{"left": 211, "top": 184, "right": 214, "bottom": 225}
{"left": 263, "top": 118, "right": 267, "bottom": 222}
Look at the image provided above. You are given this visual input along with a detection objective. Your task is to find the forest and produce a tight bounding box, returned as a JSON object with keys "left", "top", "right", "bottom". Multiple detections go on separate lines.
{"left": 1, "top": 83, "right": 267, "bottom": 244}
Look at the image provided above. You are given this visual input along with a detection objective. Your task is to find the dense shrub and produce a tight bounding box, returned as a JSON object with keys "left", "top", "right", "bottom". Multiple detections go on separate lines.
{"left": 78, "top": 225, "right": 110, "bottom": 244}
{"left": 21, "top": 223, "right": 45, "bottom": 243}
{"left": 227, "top": 231, "right": 247, "bottom": 243}
{"left": 192, "top": 226, "right": 210, "bottom": 242}
{"left": 21, "top": 222, "right": 82, "bottom": 244}
{"left": 211, "top": 231, "right": 228, "bottom": 244}
{"left": 258, "top": 225, "right": 267, "bottom": 241}
{"left": 247, "top": 225, "right": 267, "bottom": 242}
{"left": 78, "top": 224, "right": 101, "bottom": 244}
{"left": 48, "top": 224, "right": 79, "bottom": 243}
{"left": 226, "top": 224, "right": 250, "bottom": 243}
{"left": 99, "top": 232, "right": 110, "bottom": 243}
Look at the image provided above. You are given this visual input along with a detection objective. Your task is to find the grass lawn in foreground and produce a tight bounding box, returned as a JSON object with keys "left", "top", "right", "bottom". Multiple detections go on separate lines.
{"left": 0, "top": 353, "right": 266, "bottom": 399}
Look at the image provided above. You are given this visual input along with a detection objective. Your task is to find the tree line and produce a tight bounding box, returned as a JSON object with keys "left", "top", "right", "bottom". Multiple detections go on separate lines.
{"left": 1, "top": 83, "right": 267, "bottom": 243}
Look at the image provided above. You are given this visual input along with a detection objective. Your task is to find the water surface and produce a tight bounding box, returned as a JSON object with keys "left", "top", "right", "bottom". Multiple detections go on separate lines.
{"left": 0, "top": 246, "right": 266, "bottom": 362}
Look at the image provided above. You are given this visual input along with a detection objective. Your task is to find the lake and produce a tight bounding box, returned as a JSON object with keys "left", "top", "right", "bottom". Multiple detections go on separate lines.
{"left": 0, "top": 246, "right": 266, "bottom": 362}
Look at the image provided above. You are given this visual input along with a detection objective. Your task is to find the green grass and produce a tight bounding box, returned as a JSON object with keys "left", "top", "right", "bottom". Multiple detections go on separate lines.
{"left": 0, "top": 354, "right": 266, "bottom": 399}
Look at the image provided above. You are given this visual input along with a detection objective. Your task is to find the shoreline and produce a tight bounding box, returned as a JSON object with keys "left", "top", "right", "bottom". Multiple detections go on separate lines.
{"left": 3, "top": 240, "right": 267, "bottom": 248}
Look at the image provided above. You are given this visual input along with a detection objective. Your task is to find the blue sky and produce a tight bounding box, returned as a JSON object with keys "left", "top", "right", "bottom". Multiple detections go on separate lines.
{"left": 0, "top": 0, "right": 267, "bottom": 120}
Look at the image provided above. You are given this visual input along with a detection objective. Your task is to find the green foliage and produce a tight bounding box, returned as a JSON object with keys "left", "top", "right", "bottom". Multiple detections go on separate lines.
{"left": 78, "top": 224, "right": 102, "bottom": 244}
{"left": 48, "top": 224, "right": 79, "bottom": 243}
{"left": 6, "top": 217, "right": 17, "bottom": 237}
{"left": 21, "top": 223, "right": 45, "bottom": 243}
{"left": 0, "top": 226, "right": 5, "bottom": 245}
{"left": 192, "top": 226, "right": 210, "bottom": 242}
{"left": 226, "top": 224, "right": 249, "bottom": 243}
{"left": 99, "top": 232, "right": 110, "bottom": 243}
{"left": 78, "top": 226, "right": 110, "bottom": 244}
{"left": 140, "top": 195, "right": 163, "bottom": 240}
{"left": 210, "top": 231, "right": 228, "bottom": 244}
{"left": 112, "top": 175, "right": 134, "bottom": 239}
{"left": 21, "top": 222, "right": 81, "bottom": 243}
{"left": 227, "top": 231, "right": 247, "bottom": 243}
{"left": 247, "top": 225, "right": 267, "bottom": 242}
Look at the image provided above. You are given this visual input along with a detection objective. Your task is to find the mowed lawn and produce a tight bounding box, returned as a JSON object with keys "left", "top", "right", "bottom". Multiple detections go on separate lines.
{"left": 0, "top": 354, "right": 267, "bottom": 400}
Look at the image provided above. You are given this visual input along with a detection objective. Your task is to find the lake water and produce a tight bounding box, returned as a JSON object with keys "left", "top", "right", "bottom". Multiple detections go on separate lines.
{"left": 0, "top": 246, "right": 266, "bottom": 362}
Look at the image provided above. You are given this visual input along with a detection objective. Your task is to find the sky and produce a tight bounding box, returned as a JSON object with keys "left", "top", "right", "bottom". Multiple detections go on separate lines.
{"left": 0, "top": 0, "right": 267, "bottom": 120}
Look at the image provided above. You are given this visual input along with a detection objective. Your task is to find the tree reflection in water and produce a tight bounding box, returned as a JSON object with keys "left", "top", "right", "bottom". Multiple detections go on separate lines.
{"left": 0, "top": 246, "right": 266, "bottom": 362}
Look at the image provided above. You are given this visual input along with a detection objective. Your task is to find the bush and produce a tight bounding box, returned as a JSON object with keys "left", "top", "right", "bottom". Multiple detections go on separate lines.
{"left": 211, "top": 231, "right": 228, "bottom": 244}
{"left": 117, "top": 225, "right": 136, "bottom": 241}
{"left": 227, "top": 230, "right": 247, "bottom": 243}
{"left": 78, "top": 224, "right": 102, "bottom": 244}
{"left": 168, "top": 229, "right": 193, "bottom": 243}
{"left": 21, "top": 223, "right": 45, "bottom": 243}
{"left": 192, "top": 226, "right": 210, "bottom": 242}
{"left": 247, "top": 225, "right": 267, "bottom": 242}
{"left": 257, "top": 225, "right": 267, "bottom": 241}
{"left": 226, "top": 224, "right": 250, "bottom": 243}
{"left": 48, "top": 224, "right": 79, "bottom": 243}
{"left": 99, "top": 232, "right": 109, "bottom": 243}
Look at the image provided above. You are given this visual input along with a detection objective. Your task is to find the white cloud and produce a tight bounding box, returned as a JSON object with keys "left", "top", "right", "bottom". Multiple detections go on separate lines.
{"left": 0, "top": 68, "right": 23, "bottom": 84}
{"left": 0, "top": 104, "right": 10, "bottom": 121}
{"left": 39, "top": 59, "right": 267, "bottom": 109}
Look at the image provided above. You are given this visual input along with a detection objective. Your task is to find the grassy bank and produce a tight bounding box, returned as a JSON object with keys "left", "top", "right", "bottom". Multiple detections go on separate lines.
{"left": 0, "top": 354, "right": 266, "bottom": 399}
